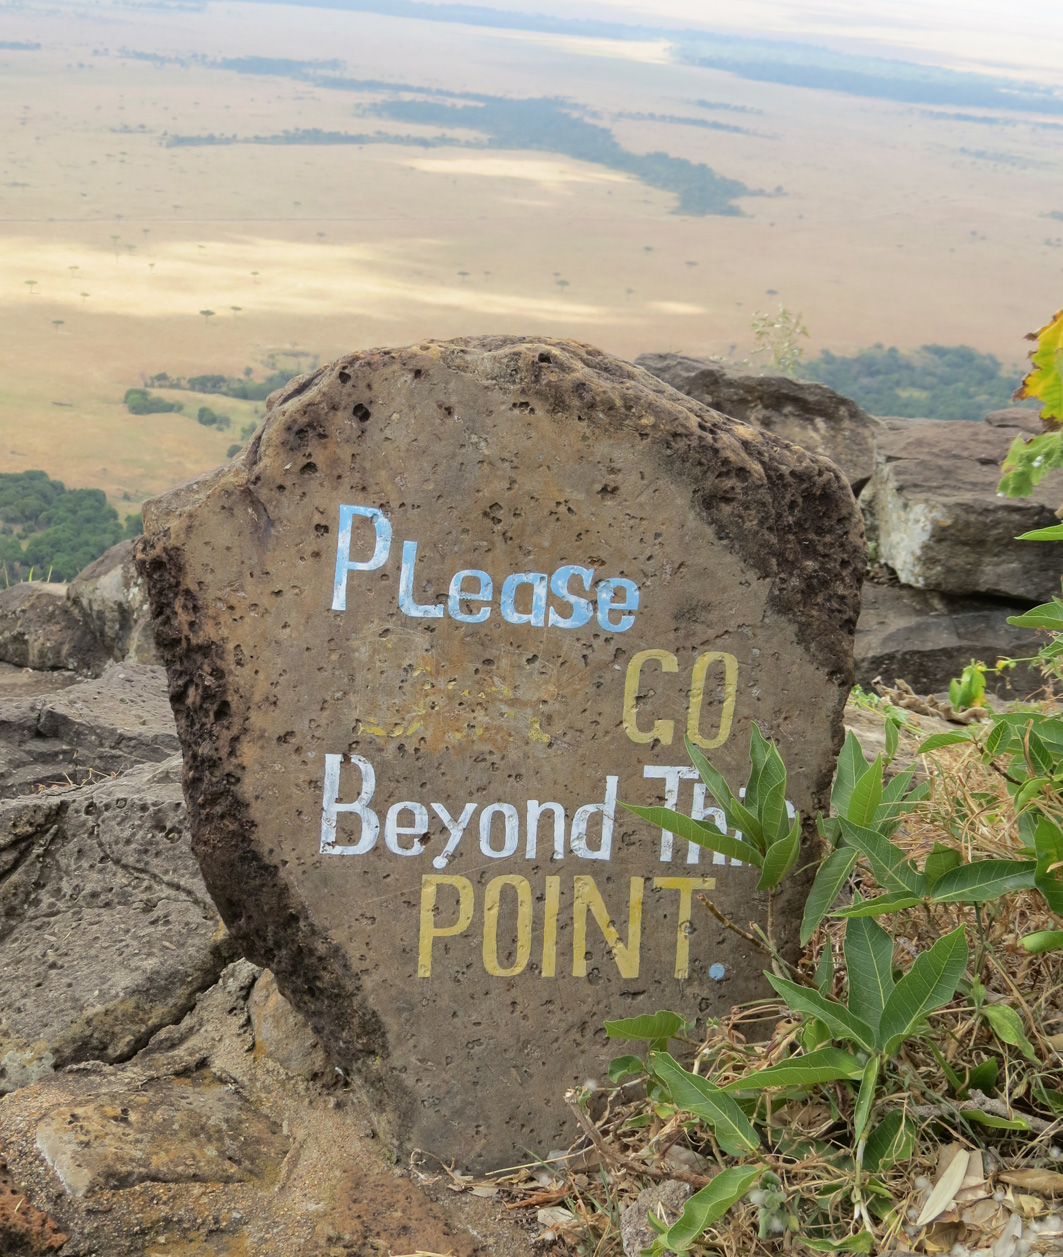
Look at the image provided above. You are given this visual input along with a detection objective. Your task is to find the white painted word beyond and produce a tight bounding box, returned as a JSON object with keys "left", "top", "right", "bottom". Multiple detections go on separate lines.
{"left": 330, "top": 504, "right": 640, "bottom": 631}
{"left": 321, "top": 753, "right": 618, "bottom": 866}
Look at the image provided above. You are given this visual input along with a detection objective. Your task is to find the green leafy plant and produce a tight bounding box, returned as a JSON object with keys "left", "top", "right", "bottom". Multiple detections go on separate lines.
{"left": 610, "top": 730, "right": 987, "bottom": 1253}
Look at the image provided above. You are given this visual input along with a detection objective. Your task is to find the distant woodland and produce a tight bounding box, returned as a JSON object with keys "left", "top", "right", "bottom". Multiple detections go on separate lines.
{"left": 0, "top": 472, "right": 139, "bottom": 583}
{"left": 166, "top": 89, "right": 763, "bottom": 216}
{"left": 801, "top": 344, "right": 1031, "bottom": 422}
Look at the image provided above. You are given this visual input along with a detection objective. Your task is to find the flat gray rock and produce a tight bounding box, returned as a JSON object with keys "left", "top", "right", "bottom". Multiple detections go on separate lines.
{"left": 855, "top": 582, "right": 1044, "bottom": 697}
{"left": 0, "top": 663, "right": 179, "bottom": 798}
{"left": 862, "top": 418, "right": 1062, "bottom": 602}
{"left": 137, "top": 335, "right": 864, "bottom": 1169}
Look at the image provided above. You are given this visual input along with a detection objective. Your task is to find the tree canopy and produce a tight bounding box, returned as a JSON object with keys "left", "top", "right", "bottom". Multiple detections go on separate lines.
{"left": 0, "top": 471, "right": 140, "bottom": 583}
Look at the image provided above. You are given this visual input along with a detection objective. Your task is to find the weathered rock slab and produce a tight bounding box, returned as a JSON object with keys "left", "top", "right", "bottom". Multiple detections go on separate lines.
{"left": 861, "top": 418, "right": 1063, "bottom": 602}
{"left": 855, "top": 582, "right": 1045, "bottom": 697}
{"left": 0, "top": 583, "right": 106, "bottom": 674}
{"left": 138, "top": 335, "right": 864, "bottom": 1168}
{"left": 636, "top": 351, "right": 878, "bottom": 486}
{"left": 35, "top": 1077, "right": 289, "bottom": 1197}
{"left": 0, "top": 754, "right": 232, "bottom": 1094}
{"left": 0, "top": 961, "right": 535, "bottom": 1256}
{"left": 0, "top": 663, "right": 179, "bottom": 798}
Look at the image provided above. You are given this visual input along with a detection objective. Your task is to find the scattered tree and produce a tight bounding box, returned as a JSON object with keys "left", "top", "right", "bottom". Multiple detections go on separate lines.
{"left": 199, "top": 309, "right": 215, "bottom": 324}
{"left": 124, "top": 387, "right": 182, "bottom": 415}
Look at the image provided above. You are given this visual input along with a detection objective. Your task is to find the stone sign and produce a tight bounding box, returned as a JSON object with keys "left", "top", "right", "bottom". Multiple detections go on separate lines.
{"left": 137, "top": 336, "right": 864, "bottom": 1169}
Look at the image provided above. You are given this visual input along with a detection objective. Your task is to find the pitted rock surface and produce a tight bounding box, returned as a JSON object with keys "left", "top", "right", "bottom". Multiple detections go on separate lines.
{"left": 137, "top": 335, "right": 864, "bottom": 1168}
{"left": 636, "top": 351, "right": 878, "bottom": 487}
{"left": 0, "top": 754, "right": 232, "bottom": 1093}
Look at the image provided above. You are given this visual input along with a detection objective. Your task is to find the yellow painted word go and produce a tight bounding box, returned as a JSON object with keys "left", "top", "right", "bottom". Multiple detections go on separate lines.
{"left": 622, "top": 649, "right": 739, "bottom": 749}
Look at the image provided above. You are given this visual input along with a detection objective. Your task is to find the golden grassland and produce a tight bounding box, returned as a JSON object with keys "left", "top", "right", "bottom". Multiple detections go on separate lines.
{"left": 1, "top": 1, "right": 1062, "bottom": 510}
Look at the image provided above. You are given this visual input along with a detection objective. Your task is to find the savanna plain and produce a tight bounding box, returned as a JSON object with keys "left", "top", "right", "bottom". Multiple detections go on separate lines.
{"left": 1, "top": 0, "right": 1062, "bottom": 514}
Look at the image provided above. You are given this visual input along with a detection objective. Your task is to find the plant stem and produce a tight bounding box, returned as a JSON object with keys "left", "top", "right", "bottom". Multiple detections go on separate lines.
{"left": 696, "top": 894, "right": 810, "bottom": 985}
{"left": 563, "top": 1091, "right": 714, "bottom": 1188}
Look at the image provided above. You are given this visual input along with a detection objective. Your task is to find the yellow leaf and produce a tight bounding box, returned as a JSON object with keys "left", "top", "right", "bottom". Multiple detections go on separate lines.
{"left": 1015, "top": 309, "right": 1063, "bottom": 425}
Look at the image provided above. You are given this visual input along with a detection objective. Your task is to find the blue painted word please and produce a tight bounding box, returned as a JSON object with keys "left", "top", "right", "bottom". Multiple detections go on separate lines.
{"left": 331, "top": 504, "right": 641, "bottom": 631}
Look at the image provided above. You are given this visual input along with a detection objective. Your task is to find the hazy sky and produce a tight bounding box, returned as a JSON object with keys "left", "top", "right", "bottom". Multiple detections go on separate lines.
{"left": 436, "top": 0, "right": 1063, "bottom": 85}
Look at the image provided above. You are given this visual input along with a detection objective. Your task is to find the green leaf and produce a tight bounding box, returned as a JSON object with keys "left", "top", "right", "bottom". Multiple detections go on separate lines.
{"left": 863, "top": 1111, "right": 916, "bottom": 1171}
{"left": 832, "top": 892, "right": 923, "bottom": 918}
{"left": 747, "top": 726, "right": 789, "bottom": 843}
{"left": 984, "top": 719, "right": 1015, "bottom": 757}
{"left": 853, "top": 1053, "right": 880, "bottom": 1145}
{"left": 967, "top": 1059, "right": 999, "bottom": 1095}
{"left": 649, "top": 1052, "right": 761, "bottom": 1156}
{"left": 605, "top": 1011, "right": 686, "bottom": 1041}
{"left": 757, "top": 819, "right": 801, "bottom": 891}
{"left": 960, "top": 1109, "right": 1030, "bottom": 1131}
{"left": 982, "top": 1003, "right": 1039, "bottom": 1062}
{"left": 928, "top": 860, "right": 1037, "bottom": 904}
{"left": 721, "top": 1047, "right": 865, "bottom": 1092}
{"left": 875, "top": 766, "right": 921, "bottom": 834}
{"left": 1018, "top": 523, "right": 1063, "bottom": 542}
{"left": 621, "top": 804, "right": 764, "bottom": 869}
{"left": 1021, "top": 929, "right": 1063, "bottom": 954}
{"left": 839, "top": 819, "right": 927, "bottom": 898}
{"left": 885, "top": 717, "right": 900, "bottom": 764}
{"left": 844, "top": 916, "right": 896, "bottom": 1033}
{"left": 878, "top": 926, "right": 969, "bottom": 1055}
{"left": 1034, "top": 816, "right": 1063, "bottom": 915}
{"left": 832, "top": 730, "right": 870, "bottom": 819}
{"left": 847, "top": 757, "right": 884, "bottom": 827}
{"left": 765, "top": 973, "right": 876, "bottom": 1052}
{"left": 657, "top": 1165, "right": 763, "bottom": 1252}
{"left": 608, "top": 1054, "right": 646, "bottom": 1083}
{"left": 1027, "top": 729, "right": 1056, "bottom": 776}
{"left": 924, "top": 844, "right": 963, "bottom": 890}
{"left": 799, "top": 1233, "right": 874, "bottom": 1253}
{"left": 1035, "top": 1081, "right": 1063, "bottom": 1114}
{"left": 684, "top": 736, "right": 765, "bottom": 852}
{"left": 801, "top": 847, "right": 858, "bottom": 945}
{"left": 1007, "top": 601, "right": 1063, "bottom": 631}
{"left": 918, "top": 731, "right": 972, "bottom": 753}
